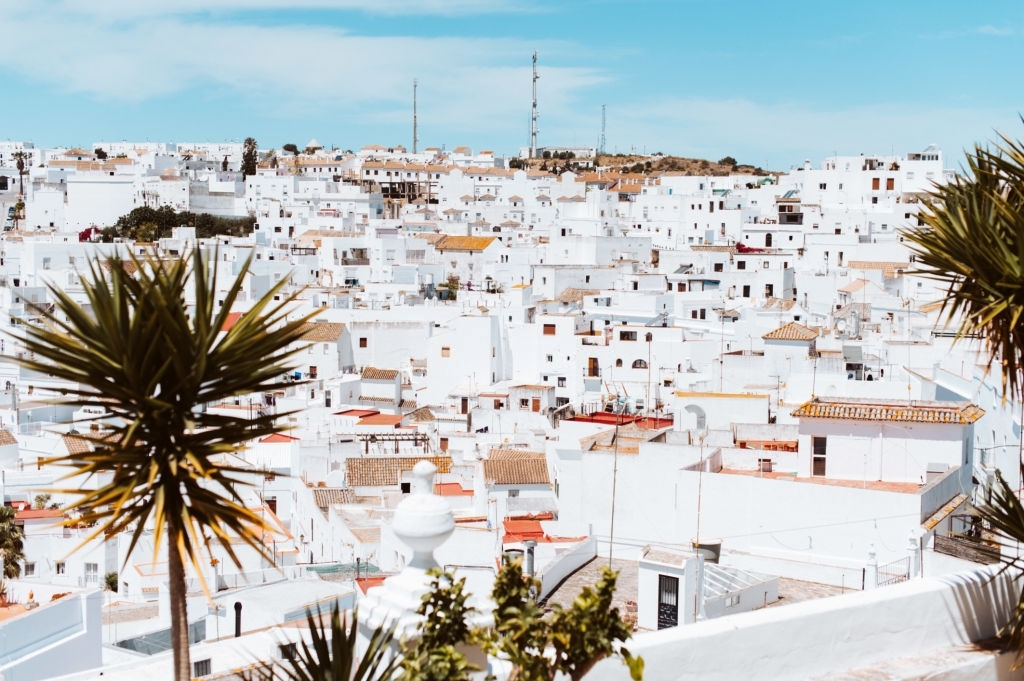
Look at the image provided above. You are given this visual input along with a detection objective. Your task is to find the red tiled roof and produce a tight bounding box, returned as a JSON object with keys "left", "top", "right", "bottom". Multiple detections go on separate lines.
{"left": 357, "top": 413, "right": 404, "bottom": 426}
{"left": 763, "top": 321, "right": 818, "bottom": 342}
{"left": 299, "top": 321, "right": 345, "bottom": 342}
{"left": 791, "top": 398, "right": 984, "bottom": 424}
{"left": 362, "top": 367, "right": 400, "bottom": 381}
{"left": 16, "top": 508, "right": 63, "bottom": 520}
{"left": 260, "top": 433, "right": 300, "bottom": 443}
{"left": 484, "top": 450, "right": 550, "bottom": 486}
{"left": 435, "top": 482, "right": 473, "bottom": 497}
{"left": 222, "top": 311, "right": 243, "bottom": 333}
{"left": 346, "top": 456, "right": 452, "bottom": 487}
{"left": 434, "top": 235, "right": 496, "bottom": 251}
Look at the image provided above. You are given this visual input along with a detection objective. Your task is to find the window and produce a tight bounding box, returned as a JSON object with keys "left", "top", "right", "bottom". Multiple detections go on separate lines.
{"left": 714, "top": 262, "right": 723, "bottom": 272}
{"left": 85, "top": 562, "right": 98, "bottom": 583}
{"left": 23, "top": 562, "right": 35, "bottom": 577}
{"left": 812, "top": 436, "right": 827, "bottom": 476}
{"left": 619, "top": 330, "right": 637, "bottom": 341}
{"left": 886, "top": 177, "right": 895, "bottom": 190}
{"left": 557, "top": 377, "right": 566, "bottom": 387}
{"left": 871, "top": 177, "right": 880, "bottom": 190}
{"left": 737, "top": 260, "right": 746, "bottom": 270}
{"left": 699, "top": 309, "right": 706, "bottom": 320}
{"left": 546, "top": 354, "right": 553, "bottom": 363}
{"left": 441, "top": 346, "right": 451, "bottom": 358}
{"left": 615, "top": 358, "right": 623, "bottom": 367}
{"left": 193, "top": 659, "right": 212, "bottom": 677}
{"left": 657, "top": 575, "right": 679, "bottom": 629}
{"left": 632, "top": 359, "right": 648, "bottom": 369}
{"left": 359, "top": 337, "right": 368, "bottom": 348}
{"left": 543, "top": 323, "right": 556, "bottom": 335}
{"left": 279, "top": 643, "right": 298, "bottom": 660}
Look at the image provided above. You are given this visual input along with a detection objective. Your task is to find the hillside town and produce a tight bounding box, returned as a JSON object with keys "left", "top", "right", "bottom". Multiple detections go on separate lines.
{"left": 0, "top": 138, "right": 1019, "bottom": 680}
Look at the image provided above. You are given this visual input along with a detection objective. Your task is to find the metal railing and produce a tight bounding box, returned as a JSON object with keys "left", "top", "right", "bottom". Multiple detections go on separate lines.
{"left": 876, "top": 556, "right": 910, "bottom": 588}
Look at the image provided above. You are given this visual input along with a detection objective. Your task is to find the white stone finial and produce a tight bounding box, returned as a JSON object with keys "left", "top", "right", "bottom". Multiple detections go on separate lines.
{"left": 391, "top": 460, "right": 455, "bottom": 571}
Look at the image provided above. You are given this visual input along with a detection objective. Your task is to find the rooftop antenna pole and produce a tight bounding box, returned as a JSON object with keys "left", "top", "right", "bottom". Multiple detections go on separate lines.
{"left": 530, "top": 52, "right": 539, "bottom": 159}
{"left": 600, "top": 104, "right": 607, "bottom": 156}
{"left": 413, "top": 78, "right": 419, "bottom": 155}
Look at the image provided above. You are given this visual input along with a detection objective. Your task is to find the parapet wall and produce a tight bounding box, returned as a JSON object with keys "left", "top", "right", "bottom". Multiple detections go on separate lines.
{"left": 586, "top": 566, "right": 1017, "bottom": 681}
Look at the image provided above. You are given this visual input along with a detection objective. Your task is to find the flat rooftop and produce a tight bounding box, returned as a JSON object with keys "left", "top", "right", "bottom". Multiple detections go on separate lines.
{"left": 719, "top": 467, "right": 922, "bottom": 494}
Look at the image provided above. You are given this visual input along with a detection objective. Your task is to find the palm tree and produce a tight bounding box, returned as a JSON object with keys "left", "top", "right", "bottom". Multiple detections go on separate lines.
{"left": 904, "top": 129, "right": 1024, "bottom": 665}
{"left": 11, "top": 150, "right": 29, "bottom": 199}
{"left": 11, "top": 248, "right": 316, "bottom": 680}
{"left": 0, "top": 505, "right": 25, "bottom": 579}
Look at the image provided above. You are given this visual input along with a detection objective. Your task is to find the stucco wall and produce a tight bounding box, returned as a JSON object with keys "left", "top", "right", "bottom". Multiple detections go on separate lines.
{"left": 586, "top": 566, "right": 1017, "bottom": 681}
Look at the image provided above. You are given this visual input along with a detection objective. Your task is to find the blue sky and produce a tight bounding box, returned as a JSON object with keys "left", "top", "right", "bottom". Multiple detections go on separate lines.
{"left": 3, "top": 0, "right": 1023, "bottom": 169}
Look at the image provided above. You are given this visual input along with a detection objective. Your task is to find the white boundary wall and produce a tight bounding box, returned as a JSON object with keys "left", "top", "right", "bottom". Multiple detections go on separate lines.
{"left": 586, "top": 566, "right": 1018, "bottom": 681}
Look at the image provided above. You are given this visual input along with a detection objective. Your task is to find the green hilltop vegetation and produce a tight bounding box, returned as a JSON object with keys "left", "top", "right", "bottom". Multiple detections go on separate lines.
{"left": 101, "top": 206, "right": 255, "bottom": 242}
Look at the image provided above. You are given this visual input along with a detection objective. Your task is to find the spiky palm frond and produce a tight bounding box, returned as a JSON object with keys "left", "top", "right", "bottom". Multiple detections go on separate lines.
{"left": 251, "top": 606, "right": 400, "bottom": 681}
{"left": 0, "top": 505, "right": 25, "bottom": 579}
{"left": 13, "top": 249, "right": 314, "bottom": 574}
{"left": 904, "top": 132, "right": 1024, "bottom": 399}
{"left": 9, "top": 248, "right": 318, "bottom": 679}
{"left": 971, "top": 471, "right": 1024, "bottom": 665}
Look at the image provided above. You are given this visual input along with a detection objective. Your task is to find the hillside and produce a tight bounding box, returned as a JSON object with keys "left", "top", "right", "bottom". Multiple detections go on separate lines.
{"left": 522, "top": 153, "right": 773, "bottom": 177}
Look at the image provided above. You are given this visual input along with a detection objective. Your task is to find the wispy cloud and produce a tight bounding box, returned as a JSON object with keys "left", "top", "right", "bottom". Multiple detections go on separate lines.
{"left": 975, "top": 25, "right": 1016, "bottom": 36}
{"left": 46, "top": 0, "right": 538, "bottom": 19}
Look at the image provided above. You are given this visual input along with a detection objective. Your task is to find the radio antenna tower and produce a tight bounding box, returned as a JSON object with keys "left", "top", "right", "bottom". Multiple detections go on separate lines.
{"left": 599, "top": 104, "right": 606, "bottom": 156}
{"left": 413, "top": 78, "right": 419, "bottom": 154}
{"left": 530, "top": 52, "right": 539, "bottom": 158}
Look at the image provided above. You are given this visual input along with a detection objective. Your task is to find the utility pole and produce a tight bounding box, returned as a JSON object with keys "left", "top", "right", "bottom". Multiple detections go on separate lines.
{"left": 530, "top": 52, "right": 539, "bottom": 159}
{"left": 413, "top": 78, "right": 419, "bottom": 155}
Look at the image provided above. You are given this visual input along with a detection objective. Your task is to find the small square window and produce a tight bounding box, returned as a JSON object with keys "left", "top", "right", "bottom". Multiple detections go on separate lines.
{"left": 56, "top": 561, "right": 66, "bottom": 575}
{"left": 359, "top": 337, "right": 368, "bottom": 348}
{"left": 441, "top": 346, "right": 451, "bottom": 358}
{"left": 23, "top": 562, "right": 35, "bottom": 577}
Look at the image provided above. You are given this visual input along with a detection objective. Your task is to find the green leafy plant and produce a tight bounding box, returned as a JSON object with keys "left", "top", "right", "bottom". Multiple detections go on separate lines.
{"left": 485, "top": 559, "right": 642, "bottom": 681}
{"left": 398, "top": 568, "right": 479, "bottom": 681}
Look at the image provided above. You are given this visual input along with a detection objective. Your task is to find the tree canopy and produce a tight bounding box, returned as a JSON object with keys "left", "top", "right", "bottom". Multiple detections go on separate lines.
{"left": 103, "top": 206, "right": 255, "bottom": 242}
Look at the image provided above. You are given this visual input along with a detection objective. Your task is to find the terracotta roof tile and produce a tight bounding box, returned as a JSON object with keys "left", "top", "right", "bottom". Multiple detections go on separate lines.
{"left": 847, "top": 261, "right": 910, "bottom": 278}
{"left": 362, "top": 367, "right": 400, "bottom": 381}
{"left": 791, "top": 397, "right": 984, "bottom": 424}
{"left": 0, "top": 429, "right": 17, "bottom": 446}
{"left": 434, "top": 235, "right": 496, "bottom": 251}
{"left": 346, "top": 456, "right": 452, "bottom": 487}
{"left": 484, "top": 449, "right": 550, "bottom": 486}
{"left": 763, "top": 321, "right": 819, "bottom": 342}
{"left": 299, "top": 321, "right": 345, "bottom": 342}
{"left": 312, "top": 487, "right": 355, "bottom": 511}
